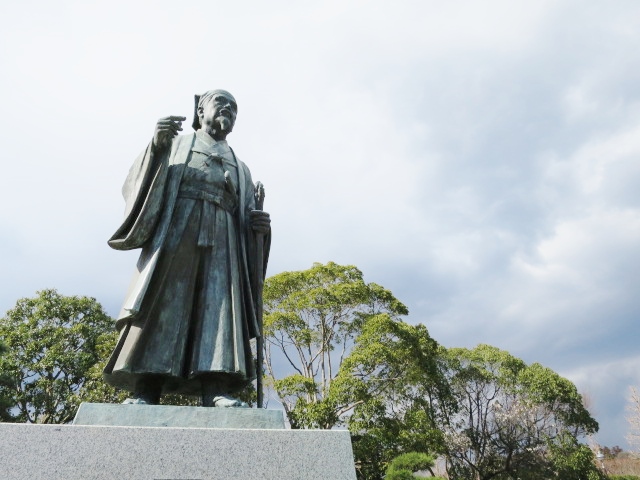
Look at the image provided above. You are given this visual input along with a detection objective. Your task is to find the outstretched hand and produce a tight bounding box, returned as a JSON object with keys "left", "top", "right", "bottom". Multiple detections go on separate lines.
{"left": 250, "top": 210, "right": 271, "bottom": 234}
{"left": 152, "top": 116, "right": 187, "bottom": 151}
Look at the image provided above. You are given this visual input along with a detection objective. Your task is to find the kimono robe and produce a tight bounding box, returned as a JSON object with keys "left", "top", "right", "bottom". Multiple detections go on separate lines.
{"left": 103, "top": 130, "right": 269, "bottom": 395}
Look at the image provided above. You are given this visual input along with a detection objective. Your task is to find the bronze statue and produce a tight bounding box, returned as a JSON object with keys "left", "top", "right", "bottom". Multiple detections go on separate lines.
{"left": 103, "top": 90, "right": 271, "bottom": 407}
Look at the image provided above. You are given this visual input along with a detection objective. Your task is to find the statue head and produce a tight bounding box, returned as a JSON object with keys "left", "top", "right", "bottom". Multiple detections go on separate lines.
{"left": 192, "top": 89, "right": 238, "bottom": 140}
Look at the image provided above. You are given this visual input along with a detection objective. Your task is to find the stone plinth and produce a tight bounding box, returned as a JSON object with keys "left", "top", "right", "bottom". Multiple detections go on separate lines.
{"left": 0, "top": 404, "right": 357, "bottom": 480}
{"left": 73, "top": 402, "right": 285, "bottom": 429}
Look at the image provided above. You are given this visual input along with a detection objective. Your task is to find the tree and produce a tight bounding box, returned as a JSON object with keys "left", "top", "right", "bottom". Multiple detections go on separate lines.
{"left": 263, "top": 262, "right": 409, "bottom": 429}
{"left": 439, "top": 344, "right": 602, "bottom": 480}
{"left": 343, "top": 315, "right": 451, "bottom": 479}
{"left": 263, "top": 263, "right": 449, "bottom": 479}
{"left": 602, "top": 445, "right": 624, "bottom": 459}
{"left": 0, "top": 289, "right": 115, "bottom": 423}
{"left": 628, "top": 387, "right": 640, "bottom": 454}
{"left": 263, "top": 263, "right": 601, "bottom": 480}
{"left": 543, "top": 434, "right": 605, "bottom": 480}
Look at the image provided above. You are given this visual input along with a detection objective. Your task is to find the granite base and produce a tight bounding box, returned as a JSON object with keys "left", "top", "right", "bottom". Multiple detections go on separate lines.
{"left": 0, "top": 404, "right": 357, "bottom": 480}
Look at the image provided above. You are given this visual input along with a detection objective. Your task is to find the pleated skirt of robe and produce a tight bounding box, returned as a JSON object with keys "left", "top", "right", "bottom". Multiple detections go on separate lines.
{"left": 105, "top": 197, "right": 256, "bottom": 395}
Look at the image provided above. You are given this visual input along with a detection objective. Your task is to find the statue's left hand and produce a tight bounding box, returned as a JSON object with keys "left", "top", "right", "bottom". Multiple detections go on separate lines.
{"left": 249, "top": 210, "right": 271, "bottom": 234}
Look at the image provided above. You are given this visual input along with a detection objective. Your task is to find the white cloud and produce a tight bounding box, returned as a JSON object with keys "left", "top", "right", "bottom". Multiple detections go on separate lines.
{"left": 0, "top": 0, "right": 638, "bottom": 448}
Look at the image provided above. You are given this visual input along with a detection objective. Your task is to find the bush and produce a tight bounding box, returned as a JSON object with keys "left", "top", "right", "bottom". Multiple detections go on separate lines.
{"left": 385, "top": 452, "right": 446, "bottom": 480}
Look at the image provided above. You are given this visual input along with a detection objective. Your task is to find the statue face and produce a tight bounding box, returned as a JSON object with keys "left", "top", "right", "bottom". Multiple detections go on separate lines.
{"left": 199, "top": 92, "right": 238, "bottom": 138}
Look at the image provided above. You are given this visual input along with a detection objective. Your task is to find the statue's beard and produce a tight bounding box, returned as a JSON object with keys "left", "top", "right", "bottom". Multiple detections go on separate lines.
{"left": 216, "top": 116, "right": 233, "bottom": 132}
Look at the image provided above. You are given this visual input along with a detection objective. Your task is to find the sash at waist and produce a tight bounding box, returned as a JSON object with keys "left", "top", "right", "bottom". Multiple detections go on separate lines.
{"left": 177, "top": 186, "right": 237, "bottom": 213}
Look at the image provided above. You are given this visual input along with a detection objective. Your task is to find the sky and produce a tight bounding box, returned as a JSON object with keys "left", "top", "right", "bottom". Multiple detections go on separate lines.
{"left": 1, "top": 0, "right": 639, "bottom": 448}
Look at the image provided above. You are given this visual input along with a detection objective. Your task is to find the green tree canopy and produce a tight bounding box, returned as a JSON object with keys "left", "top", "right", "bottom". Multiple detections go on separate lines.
{"left": 440, "top": 344, "right": 602, "bottom": 480}
{"left": 342, "top": 315, "right": 450, "bottom": 479}
{"left": 0, "top": 289, "right": 115, "bottom": 423}
{"left": 385, "top": 452, "right": 443, "bottom": 480}
{"left": 263, "top": 264, "right": 602, "bottom": 480}
{"left": 263, "top": 263, "right": 448, "bottom": 479}
{"left": 263, "top": 262, "right": 409, "bottom": 429}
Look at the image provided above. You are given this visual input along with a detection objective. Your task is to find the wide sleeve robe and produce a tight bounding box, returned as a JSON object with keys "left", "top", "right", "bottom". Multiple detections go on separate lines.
{"left": 103, "top": 132, "right": 270, "bottom": 394}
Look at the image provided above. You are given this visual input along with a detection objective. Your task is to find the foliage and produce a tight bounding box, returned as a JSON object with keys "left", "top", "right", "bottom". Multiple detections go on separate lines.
{"left": 385, "top": 452, "right": 442, "bottom": 480}
{"left": 263, "top": 263, "right": 449, "bottom": 479}
{"left": 0, "top": 289, "right": 115, "bottom": 423}
{"left": 0, "top": 343, "right": 15, "bottom": 421}
{"left": 263, "top": 263, "right": 604, "bottom": 480}
{"left": 345, "top": 316, "right": 450, "bottom": 479}
{"left": 440, "top": 344, "right": 601, "bottom": 480}
{"left": 263, "top": 262, "right": 409, "bottom": 429}
{"left": 542, "top": 434, "right": 605, "bottom": 480}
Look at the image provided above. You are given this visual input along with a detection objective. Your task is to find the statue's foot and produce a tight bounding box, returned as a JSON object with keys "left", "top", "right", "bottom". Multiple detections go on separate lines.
{"left": 211, "top": 394, "right": 249, "bottom": 408}
{"left": 122, "top": 389, "right": 160, "bottom": 405}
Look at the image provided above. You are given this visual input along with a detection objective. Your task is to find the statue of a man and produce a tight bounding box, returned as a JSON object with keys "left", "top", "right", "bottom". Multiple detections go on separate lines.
{"left": 103, "top": 90, "right": 271, "bottom": 407}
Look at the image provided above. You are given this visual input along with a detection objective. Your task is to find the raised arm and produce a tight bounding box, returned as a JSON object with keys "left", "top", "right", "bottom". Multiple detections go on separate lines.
{"left": 152, "top": 115, "right": 186, "bottom": 152}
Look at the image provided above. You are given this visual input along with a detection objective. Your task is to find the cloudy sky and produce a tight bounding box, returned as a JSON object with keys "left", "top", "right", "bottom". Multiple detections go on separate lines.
{"left": 1, "top": 0, "right": 639, "bottom": 447}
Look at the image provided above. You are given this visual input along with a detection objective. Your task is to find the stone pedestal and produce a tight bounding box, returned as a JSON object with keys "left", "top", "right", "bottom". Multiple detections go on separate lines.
{"left": 73, "top": 402, "right": 286, "bottom": 429}
{"left": 0, "top": 404, "right": 357, "bottom": 480}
